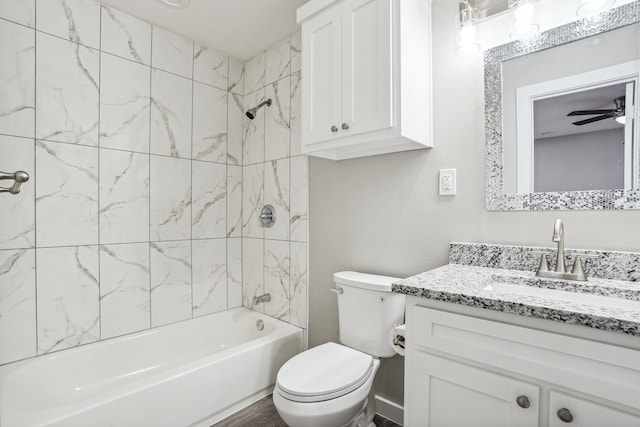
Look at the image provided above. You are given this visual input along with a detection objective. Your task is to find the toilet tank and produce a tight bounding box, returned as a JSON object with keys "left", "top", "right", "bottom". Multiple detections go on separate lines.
{"left": 333, "top": 271, "right": 405, "bottom": 358}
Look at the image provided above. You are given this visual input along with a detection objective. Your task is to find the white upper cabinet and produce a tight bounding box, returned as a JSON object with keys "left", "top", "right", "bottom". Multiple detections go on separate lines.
{"left": 297, "top": 0, "right": 432, "bottom": 160}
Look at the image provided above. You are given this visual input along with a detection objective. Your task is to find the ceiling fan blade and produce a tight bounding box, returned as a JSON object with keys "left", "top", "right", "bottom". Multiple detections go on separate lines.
{"left": 571, "top": 113, "right": 615, "bottom": 126}
{"left": 567, "top": 109, "right": 616, "bottom": 116}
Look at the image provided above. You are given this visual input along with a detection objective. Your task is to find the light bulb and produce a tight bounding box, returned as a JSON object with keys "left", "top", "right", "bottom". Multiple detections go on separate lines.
{"left": 509, "top": 0, "right": 539, "bottom": 39}
{"left": 615, "top": 115, "right": 626, "bottom": 125}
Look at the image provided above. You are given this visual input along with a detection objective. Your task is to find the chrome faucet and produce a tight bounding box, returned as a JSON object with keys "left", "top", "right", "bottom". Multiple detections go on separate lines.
{"left": 253, "top": 293, "right": 271, "bottom": 305}
{"left": 535, "top": 219, "right": 596, "bottom": 281}
{"left": 552, "top": 219, "right": 566, "bottom": 273}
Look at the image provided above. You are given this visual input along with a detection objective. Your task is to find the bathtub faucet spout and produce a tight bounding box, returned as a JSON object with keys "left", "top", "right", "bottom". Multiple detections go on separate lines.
{"left": 254, "top": 293, "right": 271, "bottom": 305}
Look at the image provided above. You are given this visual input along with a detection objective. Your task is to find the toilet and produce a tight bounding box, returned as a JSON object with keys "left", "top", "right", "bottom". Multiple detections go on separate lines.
{"left": 273, "top": 271, "right": 405, "bottom": 427}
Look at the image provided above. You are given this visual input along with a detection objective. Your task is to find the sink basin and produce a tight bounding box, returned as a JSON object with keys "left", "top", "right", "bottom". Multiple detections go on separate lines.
{"left": 483, "top": 281, "right": 640, "bottom": 311}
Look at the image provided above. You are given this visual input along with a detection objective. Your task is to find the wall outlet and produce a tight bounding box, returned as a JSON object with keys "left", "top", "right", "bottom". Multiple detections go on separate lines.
{"left": 439, "top": 169, "right": 456, "bottom": 196}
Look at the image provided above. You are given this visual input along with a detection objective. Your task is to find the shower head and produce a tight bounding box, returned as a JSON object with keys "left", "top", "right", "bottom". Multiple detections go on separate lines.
{"left": 246, "top": 99, "right": 272, "bottom": 120}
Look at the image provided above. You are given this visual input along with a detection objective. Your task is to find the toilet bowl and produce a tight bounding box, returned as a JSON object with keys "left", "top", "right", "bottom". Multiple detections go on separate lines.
{"left": 273, "top": 342, "right": 380, "bottom": 427}
{"left": 273, "top": 271, "right": 405, "bottom": 427}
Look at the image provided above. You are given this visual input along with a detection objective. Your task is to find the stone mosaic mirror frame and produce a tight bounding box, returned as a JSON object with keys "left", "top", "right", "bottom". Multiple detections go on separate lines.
{"left": 485, "top": 1, "right": 640, "bottom": 210}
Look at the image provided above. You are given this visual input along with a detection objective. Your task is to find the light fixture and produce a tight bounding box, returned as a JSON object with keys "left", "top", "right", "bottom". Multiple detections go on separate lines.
{"left": 156, "top": 0, "right": 190, "bottom": 9}
{"left": 456, "top": 1, "right": 480, "bottom": 55}
{"left": 508, "top": 0, "right": 539, "bottom": 40}
{"left": 616, "top": 115, "right": 626, "bottom": 125}
{"left": 576, "top": 0, "right": 616, "bottom": 17}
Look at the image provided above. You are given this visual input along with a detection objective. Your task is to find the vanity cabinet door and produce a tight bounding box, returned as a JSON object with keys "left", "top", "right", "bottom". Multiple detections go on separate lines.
{"left": 406, "top": 351, "right": 539, "bottom": 427}
{"left": 549, "top": 391, "right": 640, "bottom": 427}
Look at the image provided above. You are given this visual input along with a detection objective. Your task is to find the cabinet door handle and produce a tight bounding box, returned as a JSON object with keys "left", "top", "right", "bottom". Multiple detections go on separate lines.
{"left": 516, "top": 395, "right": 530, "bottom": 409}
{"left": 556, "top": 408, "right": 574, "bottom": 423}
{"left": 331, "top": 125, "right": 338, "bottom": 133}
{"left": 342, "top": 123, "right": 349, "bottom": 130}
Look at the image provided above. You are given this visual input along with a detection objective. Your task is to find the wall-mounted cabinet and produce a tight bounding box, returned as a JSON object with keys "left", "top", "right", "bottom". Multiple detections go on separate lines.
{"left": 405, "top": 298, "right": 640, "bottom": 427}
{"left": 297, "top": 0, "right": 432, "bottom": 160}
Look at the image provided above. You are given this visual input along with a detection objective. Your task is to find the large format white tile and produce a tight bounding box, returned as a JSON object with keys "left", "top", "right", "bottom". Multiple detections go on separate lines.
{"left": 36, "top": 0, "right": 100, "bottom": 49}
{"left": 227, "top": 238, "right": 242, "bottom": 308}
{"left": 101, "top": 6, "right": 151, "bottom": 65}
{"left": 290, "top": 155, "right": 308, "bottom": 242}
{"left": 291, "top": 31, "right": 301, "bottom": 74}
{"left": 150, "top": 155, "right": 191, "bottom": 241}
{"left": 290, "top": 72, "right": 302, "bottom": 156}
{"left": 37, "top": 246, "right": 100, "bottom": 354}
{"left": 227, "top": 165, "right": 242, "bottom": 238}
{"left": 289, "top": 242, "right": 307, "bottom": 329}
{"left": 192, "top": 81, "right": 227, "bottom": 163}
{"left": 227, "top": 92, "right": 243, "bottom": 166}
{"left": 244, "top": 52, "right": 265, "bottom": 95}
{"left": 99, "top": 149, "right": 149, "bottom": 244}
{"left": 150, "top": 68, "right": 192, "bottom": 158}
{"left": 36, "top": 140, "right": 98, "bottom": 247}
{"left": 192, "top": 239, "right": 226, "bottom": 316}
{"left": 266, "top": 37, "right": 291, "bottom": 85}
{"left": 0, "top": 19, "right": 34, "bottom": 138}
{"left": 193, "top": 44, "right": 228, "bottom": 90}
{"left": 150, "top": 240, "right": 191, "bottom": 327}
{"left": 100, "top": 243, "right": 150, "bottom": 339}
{"left": 151, "top": 26, "right": 192, "bottom": 79}
{"left": 242, "top": 163, "right": 264, "bottom": 239}
{"left": 36, "top": 32, "right": 99, "bottom": 146}
{"left": 0, "top": 249, "right": 36, "bottom": 364}
{"left": 0, "top": 0, "right": 35, "bottom": 27}
{"left": 264, "top": 239, "right": 290, "bottom": 321}
{"left": 243, "top": 89, "right": 265, "bottom": 165}
{"left": 242, "top": 237, "right": 263, "bottom": 311}
{"left": 192, "top": 161, "right": 226, "bottom": 239}
{"left": 265, "top": 159, "right": 290, "bottom": 241}
{"left": 99, "top": 52, "right": 150, "bottom": 153}
{"left": 265, "top": 77, "right": 291, "bottom": 161}
{"left": 0, "top": 135, "right": 34, "bottom": 249}
{"left": 228, "top": 57, "right": 244, "bottom": 95}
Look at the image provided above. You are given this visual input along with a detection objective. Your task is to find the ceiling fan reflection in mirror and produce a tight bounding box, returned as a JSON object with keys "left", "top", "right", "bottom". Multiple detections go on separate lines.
{"left": 567, "top": 96, "right": 625, "bottom": 126}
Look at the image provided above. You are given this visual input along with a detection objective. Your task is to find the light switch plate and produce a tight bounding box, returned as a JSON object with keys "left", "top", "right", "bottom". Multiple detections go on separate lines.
{"left": 439, "top": 168, "right": 456, "bottom": 196}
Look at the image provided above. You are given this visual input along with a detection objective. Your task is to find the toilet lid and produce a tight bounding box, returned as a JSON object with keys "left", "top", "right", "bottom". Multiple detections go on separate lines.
{"left": 276, "top": 342, "right": 373, "bottom": 403}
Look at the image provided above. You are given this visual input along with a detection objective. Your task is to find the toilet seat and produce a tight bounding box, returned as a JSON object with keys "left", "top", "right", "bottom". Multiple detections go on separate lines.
{"left": 275, "top": 342, "right": 374, "bottom": 403}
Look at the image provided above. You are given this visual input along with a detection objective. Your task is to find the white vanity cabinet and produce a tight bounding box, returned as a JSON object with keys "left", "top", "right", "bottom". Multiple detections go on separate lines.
{"left": 404, "top": 297, "right": 640, "bottom": 427}
{"left": 296, "top": 0, "right": 432, "bottom": 160}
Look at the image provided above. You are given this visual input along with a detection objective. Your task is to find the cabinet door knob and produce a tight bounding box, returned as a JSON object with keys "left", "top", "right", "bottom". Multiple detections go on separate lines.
{"left": 516, "top": 395, "right": 530, "bottom": 409}
{"left": 342, "top": 123, "right": 349, "bottom": 130}
{"left": 331, "top": 125, "right": 338, "bottom": 133}
{"left": 557, "top": 408, "right": 574, "bottom": 423}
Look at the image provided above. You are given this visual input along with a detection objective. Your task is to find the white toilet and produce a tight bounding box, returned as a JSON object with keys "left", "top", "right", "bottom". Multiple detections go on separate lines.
{"left": 273, "top": 271, "right": 405, "bottom": 427}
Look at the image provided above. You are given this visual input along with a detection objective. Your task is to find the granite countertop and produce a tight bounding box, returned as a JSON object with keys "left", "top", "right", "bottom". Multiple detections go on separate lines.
{"left": 392, "top": 263, "right": 640, "bottom": 336}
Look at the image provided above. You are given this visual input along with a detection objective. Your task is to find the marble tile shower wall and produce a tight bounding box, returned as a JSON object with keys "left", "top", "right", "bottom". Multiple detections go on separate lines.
{"left": 240, "top": 33, "right": 308, "bottom": 330}
{"left": 0, "top": 0, "right": 250, "bottom": 365}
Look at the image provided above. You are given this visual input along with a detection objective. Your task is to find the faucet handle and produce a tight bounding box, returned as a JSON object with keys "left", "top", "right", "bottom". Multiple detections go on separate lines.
{"left": 531, "top": 251, "right": 550, "bottom": 273}
{"left": 570, "top": 254, "right": 598, "bottom": 280}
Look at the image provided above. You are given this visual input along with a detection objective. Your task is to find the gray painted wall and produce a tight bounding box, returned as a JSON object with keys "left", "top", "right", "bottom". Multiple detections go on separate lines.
{"left": 308, "top": 0, "right": 640, "bottom": 407}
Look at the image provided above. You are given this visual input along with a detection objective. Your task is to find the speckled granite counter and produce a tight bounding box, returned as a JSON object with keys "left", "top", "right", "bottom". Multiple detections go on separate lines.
{"left": 392, "top": 243, "right": 640, "bottom": 336}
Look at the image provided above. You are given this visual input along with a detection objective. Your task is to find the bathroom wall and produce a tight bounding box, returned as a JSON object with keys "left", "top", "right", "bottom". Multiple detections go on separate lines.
{"left": 308, "top": 0, "right": 640, "bottom": 408}
{"left": 240, "top": 34, "right": 308, "bottom": 332}
{"left": 0, "top": 0, "right": 248, "bottom": 365}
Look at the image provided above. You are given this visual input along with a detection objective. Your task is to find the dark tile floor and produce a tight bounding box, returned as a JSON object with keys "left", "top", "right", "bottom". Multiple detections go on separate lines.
{"left": 212, "top": 395, "right": 402, "bottom": 427}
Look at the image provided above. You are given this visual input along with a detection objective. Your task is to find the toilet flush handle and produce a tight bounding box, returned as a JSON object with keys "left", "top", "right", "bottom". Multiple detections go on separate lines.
{"left": 330, "top": 286, "right": 343, "bottom": 294}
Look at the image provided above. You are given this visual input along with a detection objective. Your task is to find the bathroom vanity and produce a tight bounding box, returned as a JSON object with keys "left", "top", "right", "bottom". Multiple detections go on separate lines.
{"left": 394, "top": 243, "right": 640, "bottom": 427}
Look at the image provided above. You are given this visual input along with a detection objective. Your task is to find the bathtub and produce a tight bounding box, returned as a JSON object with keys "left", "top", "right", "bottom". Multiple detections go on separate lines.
{"left": 0, "top": 307, "right": 303, "bottom": 427}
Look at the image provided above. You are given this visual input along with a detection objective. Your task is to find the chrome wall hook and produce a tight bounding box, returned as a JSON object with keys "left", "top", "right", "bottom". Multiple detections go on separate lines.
{"left": 0, "top": 170, "right": 29, "bottom": 195}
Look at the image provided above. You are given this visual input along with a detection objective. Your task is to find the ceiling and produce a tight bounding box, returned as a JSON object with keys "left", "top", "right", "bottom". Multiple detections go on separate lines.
{"left": 534, "top": 83, "right": 627, "bottom": 140}
{"left": 99, "top": 0, "right": 309, "bottom": 61}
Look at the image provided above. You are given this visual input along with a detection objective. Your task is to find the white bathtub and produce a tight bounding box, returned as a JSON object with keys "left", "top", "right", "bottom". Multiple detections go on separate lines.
{"left": 0, "top": 307, "right": 303, "bottom": 427}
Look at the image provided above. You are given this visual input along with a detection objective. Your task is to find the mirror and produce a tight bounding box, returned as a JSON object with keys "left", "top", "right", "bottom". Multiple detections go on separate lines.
{"left": 485, "top": 2, "right": 640, "bottom": 210}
